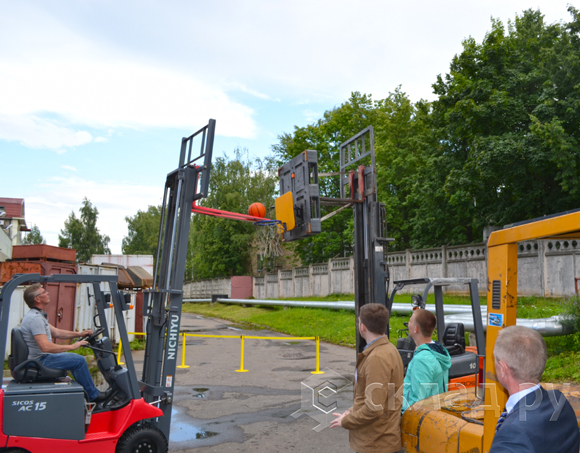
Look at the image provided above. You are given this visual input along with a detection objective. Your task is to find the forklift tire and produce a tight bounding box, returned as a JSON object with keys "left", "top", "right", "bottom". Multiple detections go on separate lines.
{"left": 2, "top": 449, "right": 30, "bottom": 453}
{"left": 116, "top": 424, "right": 168, "bottom": 453}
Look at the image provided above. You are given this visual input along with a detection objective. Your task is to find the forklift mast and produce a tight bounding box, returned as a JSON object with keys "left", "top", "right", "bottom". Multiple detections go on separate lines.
{"left": 140, "top": 119, "right": 216, "bottom": 437}
{"left": 339, "top": 127, "right": 392, "bottom": 353}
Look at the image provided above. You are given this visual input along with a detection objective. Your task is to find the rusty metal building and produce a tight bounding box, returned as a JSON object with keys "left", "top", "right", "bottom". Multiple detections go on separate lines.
{"left": 0, "top": 245, "right": 78, "bottom": 337}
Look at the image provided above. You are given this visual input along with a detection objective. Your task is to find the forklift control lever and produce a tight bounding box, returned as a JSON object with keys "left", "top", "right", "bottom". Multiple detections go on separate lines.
{"left": 86, "top": 345, "right": 114, "bottom": 355}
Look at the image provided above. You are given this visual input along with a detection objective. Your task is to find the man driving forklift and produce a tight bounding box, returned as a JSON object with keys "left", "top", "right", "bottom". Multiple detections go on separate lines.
{"left": 21, "top": 283, "right": 108, "bottom": 402}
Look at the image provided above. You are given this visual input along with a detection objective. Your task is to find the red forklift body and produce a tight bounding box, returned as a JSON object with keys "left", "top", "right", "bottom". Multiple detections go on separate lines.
{"left": 0, "top": 390, "right": 162, "bottom": 452}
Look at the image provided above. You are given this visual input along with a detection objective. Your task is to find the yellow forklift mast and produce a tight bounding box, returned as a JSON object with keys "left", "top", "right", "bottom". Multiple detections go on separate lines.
{"left": 401, "top": 209, "right": 580, "bottom": 453}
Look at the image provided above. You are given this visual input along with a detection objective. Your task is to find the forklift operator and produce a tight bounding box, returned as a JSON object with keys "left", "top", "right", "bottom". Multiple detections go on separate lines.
{"left": 21, "top": 283, "right": 108, "bottom": 403}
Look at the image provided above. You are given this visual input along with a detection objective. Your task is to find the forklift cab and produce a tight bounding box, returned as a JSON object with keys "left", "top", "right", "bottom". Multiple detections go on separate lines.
{"left": 0, "top": 273, "right": 163, "bottom": 448}
{"left": 388, "top": 278, "right": 485, "bottom": 386}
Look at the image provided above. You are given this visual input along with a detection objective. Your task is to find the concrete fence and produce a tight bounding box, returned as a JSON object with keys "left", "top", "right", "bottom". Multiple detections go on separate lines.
{"left": 183, "top": 278, "right": 231, "bottom": 299}
{"left": 184, "top": 239, "right": 580, "bottom": 299}
{"left": 254, "top": 257, "right": 355, "bottom": 299}
{"left": 182, "top": 276, "right": 253, "bottom": 299}
{"left": 387, "top": 239, "right": 580, "bottom": 297}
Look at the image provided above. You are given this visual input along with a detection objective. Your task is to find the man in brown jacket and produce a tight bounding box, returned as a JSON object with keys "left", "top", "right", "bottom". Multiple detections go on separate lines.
{"left": 330, "top": 303, "right": 404, "bottom": 453}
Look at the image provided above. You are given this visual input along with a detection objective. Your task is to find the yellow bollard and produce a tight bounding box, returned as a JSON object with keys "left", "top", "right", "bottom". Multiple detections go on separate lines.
{"left": 311, "top": 336, "right": 324, "bottom": 374}
{"left": 177, "top": 332, "right": 190, "bottom": 369}
{"left": 117, "top": 340, "right": 125, "bottom": 365}
{"left": 235, "top": 336, "right": 249, "bottom": 372}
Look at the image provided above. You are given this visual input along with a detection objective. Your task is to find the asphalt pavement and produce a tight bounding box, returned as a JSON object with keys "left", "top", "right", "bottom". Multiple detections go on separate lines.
{"left": 130, "top": 312, "right": 358, "bottom": 452}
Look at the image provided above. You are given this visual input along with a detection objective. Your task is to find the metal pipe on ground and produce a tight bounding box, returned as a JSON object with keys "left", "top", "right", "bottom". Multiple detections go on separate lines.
{"left": 444, "top": 314, "right": 573, "bottom": 337}
{"left": 183, "top": 298, "right": 483, "bottom": 314}
{"left": 184, "top": 298, "right": 573, "bottom": 337}
{"left": 184, "top": 298, "right": 354, "bottom": 310}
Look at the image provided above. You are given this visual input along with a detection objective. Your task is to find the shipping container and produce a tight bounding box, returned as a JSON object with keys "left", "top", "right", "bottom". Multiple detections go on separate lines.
{"left": 12, "top": 244, "right": 75, "bottom": 262}
{"left": 91, "top": 255, "right": 154, "bottom": 277}
{"left": 0, "top": 259, "right": 78, "bottom": 339}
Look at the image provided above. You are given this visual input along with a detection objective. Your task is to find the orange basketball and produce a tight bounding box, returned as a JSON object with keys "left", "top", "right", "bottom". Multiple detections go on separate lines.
{"left": 248, "top": 202, "right": 266, "bottom": 218}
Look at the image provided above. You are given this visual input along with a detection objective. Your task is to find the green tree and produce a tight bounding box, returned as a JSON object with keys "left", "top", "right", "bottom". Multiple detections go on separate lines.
{"left": 374, "top": 89, "right": 432, "bottom": 251}
{"left": 189, "top": 149, "right": 278, "bottom": 279}
{"left": 59, "top": 198, "right": 111, "bottom": 262}
{"left": 411, "top": 7, "right": 580, "bottom": 248}
{"left": 22, "top": 224, "right": 46, "bottom": 245}
{"left": 122, "top": 206, "right": 162, "bottom": 256}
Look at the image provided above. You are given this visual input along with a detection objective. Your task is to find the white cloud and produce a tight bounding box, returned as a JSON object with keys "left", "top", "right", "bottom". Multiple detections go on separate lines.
{"left": 1, "top": 0, "right": 573, "bottom": 148}
{"left": 228, "top": 83, "right": 281, "bottom": 102}
{"left": 0, "top": 4, "right": 258, "bottom": 149}
{"left": 25, "top": 177, "right": 164, "bottom": 254}
{"left": 0, "top": 58, "right": 257, "bottom": 140}
{"left": 130, "top": 0, "right": 573, "bottom": 103}
{"left": 0, "top": 114, "right": 93, "bottom": 150}
{"left": 61, "top": 165, "right": 77, "bottom": 171}
{"left": 303, "top": 110, "right": 322, "bottom": 124}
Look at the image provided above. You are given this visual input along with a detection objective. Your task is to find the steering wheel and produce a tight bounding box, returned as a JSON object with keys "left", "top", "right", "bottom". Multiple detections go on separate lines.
{"left": 83, "top": 327, "right": 106, "bottom": 344}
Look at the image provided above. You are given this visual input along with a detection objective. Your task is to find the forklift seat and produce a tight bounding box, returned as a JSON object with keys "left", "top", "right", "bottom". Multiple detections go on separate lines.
{"left": 442, "top": 323, "right": 466, "bottom": 356}
{"left": 8, "top": 328, "right": 68, "bottom": 383}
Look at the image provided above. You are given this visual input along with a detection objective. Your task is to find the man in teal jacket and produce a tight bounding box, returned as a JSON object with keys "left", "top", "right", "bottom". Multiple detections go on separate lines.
{"left": 402, "top": 309, "right": 451, "bottom": 412}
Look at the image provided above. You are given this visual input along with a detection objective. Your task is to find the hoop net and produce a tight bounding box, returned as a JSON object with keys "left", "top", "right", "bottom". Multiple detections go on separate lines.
{"left": 254, "top": 220, "right": 284, "bottom": 258}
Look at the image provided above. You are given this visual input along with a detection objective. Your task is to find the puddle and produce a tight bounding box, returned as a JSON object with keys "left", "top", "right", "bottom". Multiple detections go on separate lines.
{"left": 195, "top": 430, "right": 218, "bottom": 439}
{"left": 192, "top": 387, "right": 208, "bottom": 398}
{"left": 170, "top": 407, "right": 219, "bottom": 443}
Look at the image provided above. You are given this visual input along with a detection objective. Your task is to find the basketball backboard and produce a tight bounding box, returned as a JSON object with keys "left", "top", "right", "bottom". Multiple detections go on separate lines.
{"left": 277, "top": 150, "right": 321, "bottom": 241}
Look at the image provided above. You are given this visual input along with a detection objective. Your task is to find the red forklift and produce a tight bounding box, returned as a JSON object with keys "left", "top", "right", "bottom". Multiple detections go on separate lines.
{"left": 0, "top": 120, "right": 217, "bottom": 453}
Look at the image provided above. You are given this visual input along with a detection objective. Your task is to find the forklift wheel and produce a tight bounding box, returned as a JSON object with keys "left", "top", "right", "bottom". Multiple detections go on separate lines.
{"left": 116, "top": 424, "right": 168, "bottom": 453}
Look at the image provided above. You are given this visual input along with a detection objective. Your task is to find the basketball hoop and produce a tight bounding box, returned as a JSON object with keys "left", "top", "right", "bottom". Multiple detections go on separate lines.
{"left": 253, "top": 219, "right": 283, "bottom": 228}
{"left": 254, "top": 219, "right": 286, "bottom": 235}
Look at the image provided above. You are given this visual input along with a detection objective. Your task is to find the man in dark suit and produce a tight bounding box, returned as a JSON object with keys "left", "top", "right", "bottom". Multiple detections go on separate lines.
{"left": 490, "top": 325, "right": 580, "bottom": 452}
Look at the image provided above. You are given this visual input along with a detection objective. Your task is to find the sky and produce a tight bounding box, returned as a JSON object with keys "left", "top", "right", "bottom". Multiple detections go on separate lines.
{"left": 0, "top": 0, "right": 575, "bottom": 254}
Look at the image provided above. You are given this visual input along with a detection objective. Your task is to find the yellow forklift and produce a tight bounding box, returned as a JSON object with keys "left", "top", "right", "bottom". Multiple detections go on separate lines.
{"left": 401, "top": 209, "right": 580, "bottom": 452}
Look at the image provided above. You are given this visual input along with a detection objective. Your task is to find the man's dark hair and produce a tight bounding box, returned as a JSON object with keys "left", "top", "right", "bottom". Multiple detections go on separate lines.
{"left": 359, "top": 303, "right": 390, "bottom": 335}
{"left": 23, "top": 283, "right": 42, "bottom": 309}
{"left": 414, "top": 309, "right": 437, "bottom": 337}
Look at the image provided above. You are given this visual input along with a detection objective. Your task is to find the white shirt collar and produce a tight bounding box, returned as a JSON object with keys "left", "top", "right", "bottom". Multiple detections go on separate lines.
{"left": 505, "top": 383, "right": 541, "bottom": 414}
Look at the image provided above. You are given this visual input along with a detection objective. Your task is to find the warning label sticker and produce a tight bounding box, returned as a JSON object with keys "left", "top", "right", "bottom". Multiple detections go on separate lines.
{"left": 488, "top": 313, "right": 503, "bottom": 327}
